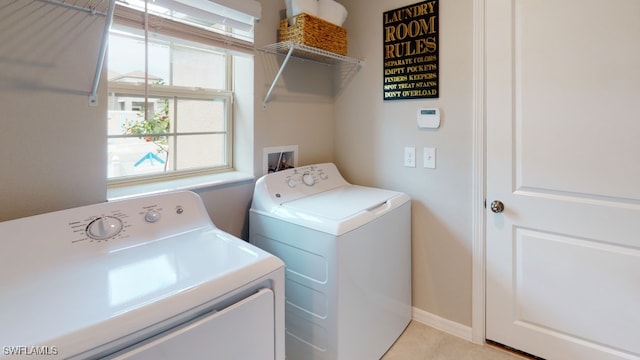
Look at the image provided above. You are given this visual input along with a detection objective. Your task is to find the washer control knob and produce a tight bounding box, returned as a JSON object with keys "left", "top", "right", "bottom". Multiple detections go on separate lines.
{"left": 302, "top": 173, "right": 315, "bottom": 186}
{"left": 144, "top": 209, "right": 161, "bottom": 223}
{"left": 86, "top": 216, "right": 123, "bottom": 240}
{"left": 287, "top": 179, "right": 297, "bottom": 188}
{"left": 319, "top": 172, "right": 328, "bottom": 180}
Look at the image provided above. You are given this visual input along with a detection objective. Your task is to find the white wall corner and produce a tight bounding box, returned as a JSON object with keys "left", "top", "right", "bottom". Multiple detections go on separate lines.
{"left": 412, "top": 307, "right": 473, "bottom": 342}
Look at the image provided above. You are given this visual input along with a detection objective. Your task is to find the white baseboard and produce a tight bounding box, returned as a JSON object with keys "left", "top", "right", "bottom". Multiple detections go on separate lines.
{"left": 412, "top": 307, "right": 473, "bottom": 342}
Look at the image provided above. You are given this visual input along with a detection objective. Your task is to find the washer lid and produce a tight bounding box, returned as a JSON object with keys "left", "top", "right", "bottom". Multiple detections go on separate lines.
{"left": 272, "top": 185, "right": 410, "bottom": 235}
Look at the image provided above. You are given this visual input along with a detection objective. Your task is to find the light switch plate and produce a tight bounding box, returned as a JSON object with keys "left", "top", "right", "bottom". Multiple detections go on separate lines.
{"left": 404, "top": 147, "right": 416, "bottom": 167}
{"left": 423, "top": 147, "right": 436, "bottom": 168}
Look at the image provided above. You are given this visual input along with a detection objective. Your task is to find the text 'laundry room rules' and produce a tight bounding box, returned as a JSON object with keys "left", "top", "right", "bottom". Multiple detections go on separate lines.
{"left": 383, "top": 0, "right": 439, "bottom": 100}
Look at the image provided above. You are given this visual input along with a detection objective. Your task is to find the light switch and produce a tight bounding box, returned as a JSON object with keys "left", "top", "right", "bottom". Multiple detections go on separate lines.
{"left": 404, "top": 147, "right": 416, "bottom": 167}
{"left": 423, "top": 147, "right": 436, "bottom": 168}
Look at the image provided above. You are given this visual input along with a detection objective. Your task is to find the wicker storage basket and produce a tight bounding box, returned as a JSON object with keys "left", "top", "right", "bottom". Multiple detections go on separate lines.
{"left": 278, "top": 13, "right": 348, "bottom": 56}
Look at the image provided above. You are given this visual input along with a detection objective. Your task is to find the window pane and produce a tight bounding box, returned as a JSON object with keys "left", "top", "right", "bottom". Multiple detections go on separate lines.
{"left": 176, "top": 98, "right": 225, "bottom": 133}
{"left": 148, "top": 40, "right": 171, "bottom": 85}
{"left": 176, "top": 134, "right": 226, "bottom": 170}
{"left": 108, "top": 136, "right": 169, "bottom": 178}
{"left": 108, "top": 95, "right": 171, "bottom": 136}
{"left": 173, "top": 45, "right": 226, "bottom": 89}
{"left": 108, "top": 31, "right": 170, "bottom": 85}
{"left": 107, "top": 18, "right": 233, "bottom": 181}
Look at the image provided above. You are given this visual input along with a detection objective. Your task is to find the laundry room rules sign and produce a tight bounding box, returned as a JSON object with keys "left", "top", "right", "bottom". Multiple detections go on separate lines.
{"left": 383, "top": 0, "right": 439, "bottom": 100}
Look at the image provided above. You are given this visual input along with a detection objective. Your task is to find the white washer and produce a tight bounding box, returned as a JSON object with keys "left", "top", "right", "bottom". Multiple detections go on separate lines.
{"left": 0, "top": 191, "right": 285, "bottom": 360}
{"left": 249, "top": 163, "right": 411, "bottom": 360}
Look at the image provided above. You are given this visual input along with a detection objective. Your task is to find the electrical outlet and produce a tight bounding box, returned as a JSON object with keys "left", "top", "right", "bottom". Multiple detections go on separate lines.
{"left": 423, "top": 147, "right": 436, "bottom": 168}
{"left": 404, "top": 147, "right": 416, "bottom": 167}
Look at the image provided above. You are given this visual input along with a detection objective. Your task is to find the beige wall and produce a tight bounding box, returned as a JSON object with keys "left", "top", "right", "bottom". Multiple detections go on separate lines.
{"left": 334, "top": 0, "right": 474, "bottom": 325}
{"left": 0, "top": 3, "right": 108, "bottom": 221}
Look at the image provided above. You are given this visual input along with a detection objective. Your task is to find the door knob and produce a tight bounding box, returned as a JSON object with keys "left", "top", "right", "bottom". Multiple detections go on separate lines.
{"left": 490, "top": 200, "right": 504, "bottom": 213}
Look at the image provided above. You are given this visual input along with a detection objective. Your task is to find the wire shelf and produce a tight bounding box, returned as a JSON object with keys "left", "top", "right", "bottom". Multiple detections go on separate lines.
{"left": 36, "top": 0, "right": 116, "bottom": 106}
{"left": 259, "top": 42, "right": 364, "bottom": 107}
{"left": 261, "top": 42, "right": 363, "bottom": 66}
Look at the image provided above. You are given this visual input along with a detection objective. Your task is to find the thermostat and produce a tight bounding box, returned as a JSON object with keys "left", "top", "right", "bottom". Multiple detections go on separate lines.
{"left": 417, "top": 108, "right": 440, "bottom": 129}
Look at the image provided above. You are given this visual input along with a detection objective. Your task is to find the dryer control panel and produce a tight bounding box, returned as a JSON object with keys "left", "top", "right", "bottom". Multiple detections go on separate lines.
{"left": 64, "top": 192, "right": 208, "bottom": 250}
{"left": 252, "top": 163, "right": 349, "bottom": 211}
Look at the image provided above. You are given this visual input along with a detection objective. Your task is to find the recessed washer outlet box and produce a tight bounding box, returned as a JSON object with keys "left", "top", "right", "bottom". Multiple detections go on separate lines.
{"left": 263, "top": 145, "right": 299, "bottom": 175}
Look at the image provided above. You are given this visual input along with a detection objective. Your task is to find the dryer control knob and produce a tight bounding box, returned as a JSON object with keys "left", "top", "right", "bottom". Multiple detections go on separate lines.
{"left": 287, "top": 179, "right": 297, "bottom": 188}
{"left": 144, "top": 209, "right": 161, "bottom": 223}
{"left": 86, "top": 216, "right": 123, "bottom": 240}
{"left": 302, "top": 173, "right": 315, "bottom": 186}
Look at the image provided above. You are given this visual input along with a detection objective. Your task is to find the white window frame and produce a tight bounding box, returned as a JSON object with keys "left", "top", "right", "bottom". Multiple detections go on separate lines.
{"left": 107, "top": 2, "right": 248, "bottom": 186}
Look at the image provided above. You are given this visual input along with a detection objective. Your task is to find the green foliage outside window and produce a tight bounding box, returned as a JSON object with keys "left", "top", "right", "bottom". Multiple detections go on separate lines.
{"left": 122, "top": 99, "right": 170, "bottom": 150}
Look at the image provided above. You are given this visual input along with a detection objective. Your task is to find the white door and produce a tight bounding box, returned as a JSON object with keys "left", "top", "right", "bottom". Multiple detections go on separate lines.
{"left": 485, "top": 1, "right": 640, "bottom": 359}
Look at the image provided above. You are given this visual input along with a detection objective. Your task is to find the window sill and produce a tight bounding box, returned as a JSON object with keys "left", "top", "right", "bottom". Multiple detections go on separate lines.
{"left": 107, "top": 171, "right": 255, "bottom": 201}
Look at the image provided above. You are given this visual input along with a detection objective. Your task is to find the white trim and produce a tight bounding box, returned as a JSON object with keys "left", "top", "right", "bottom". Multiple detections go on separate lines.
{"left": 412, "top": 307, "right": 473, "bottom": 342}
{"left": 471, "top": 0, "right": 487, "bottom": 345}
{"left": 107, "top": 171, "right": 254, "bottom": 200}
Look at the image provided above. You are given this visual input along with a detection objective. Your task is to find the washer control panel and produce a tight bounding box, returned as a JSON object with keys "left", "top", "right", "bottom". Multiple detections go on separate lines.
{"left": 256, "top": 163, "right": 349, "bottom": 206}
{"left": 285, "top": 166, "right": 330, "bottom": 188}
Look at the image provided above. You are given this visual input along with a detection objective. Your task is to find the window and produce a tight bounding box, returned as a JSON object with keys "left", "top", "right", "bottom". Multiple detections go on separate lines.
{"left": 107, "top": 0, "right": 257, "bottom": 182}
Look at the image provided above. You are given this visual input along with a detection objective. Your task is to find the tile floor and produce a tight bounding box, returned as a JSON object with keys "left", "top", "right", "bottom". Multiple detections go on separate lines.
{"left": 381, "top": 321, "right": 527, "bottom": 360}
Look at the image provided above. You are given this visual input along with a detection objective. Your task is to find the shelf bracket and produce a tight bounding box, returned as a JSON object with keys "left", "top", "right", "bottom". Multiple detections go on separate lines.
{"left": 89, "top": 0, "right": 116, "bottom": 107}
{"left": 263, "top": 45, "right": 296, "bottom": 108}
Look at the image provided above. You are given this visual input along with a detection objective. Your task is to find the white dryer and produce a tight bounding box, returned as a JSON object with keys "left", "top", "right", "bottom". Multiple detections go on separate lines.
{"left": 0, "top": 191, "right": 285, "bottom": 360}
{"left": 249, "top": 163, "right": 411, "bottom": 360}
